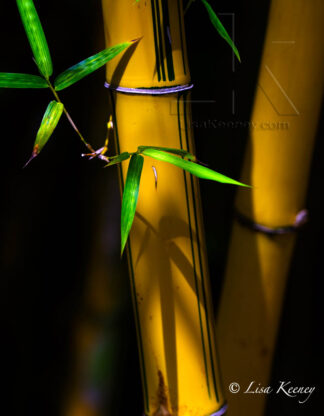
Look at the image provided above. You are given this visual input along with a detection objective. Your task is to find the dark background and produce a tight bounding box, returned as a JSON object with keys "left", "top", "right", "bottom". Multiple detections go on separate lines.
{"left": 0, "top": 0, "right": 322, "bottom": 415}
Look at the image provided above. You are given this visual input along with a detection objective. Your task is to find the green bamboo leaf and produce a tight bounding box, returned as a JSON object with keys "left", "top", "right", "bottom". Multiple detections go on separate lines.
{"left": 25, "top": 101, "right": 64, "bottom": 167}
{"left": 121, "top": 154, "right": 144, "bottom": 255}
{"left": 0, "top": 72, "right": 48, "bottom": 88}
{"left": 105, "top": 152, "right": 130, "bottom": 167}
{"left": 54, "top": 41, "right": 135, "bottom": 91}
{"left": 141, "top": 148, "right": 249, "bottom": 187}
{"left": 201, "top": 0, "right": 241, "bottom": 62}
{"left": 16, "top": 0, "right": 53, "bottom": 78}
{"left": 137, "top": 146, "right": 196, "bottom": 161}
{"left": 34, "top": 101, "right": 64, "bottom": 153}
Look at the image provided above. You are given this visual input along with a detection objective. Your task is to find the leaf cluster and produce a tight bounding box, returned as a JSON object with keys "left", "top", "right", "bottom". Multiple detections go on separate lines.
{"left": 1, "top": 0, "right": 133, "bottom": 162}
{"left": 1, "top": 0, "right": 248, "bottom": 256}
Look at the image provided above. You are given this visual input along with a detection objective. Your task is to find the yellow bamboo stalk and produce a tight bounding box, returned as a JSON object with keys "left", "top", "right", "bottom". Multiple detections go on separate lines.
{"left": 102, "top": 1, "right": 226, "bottom": 415}
{"left": 217, "top": 1, "right": 324, "bottom": 415}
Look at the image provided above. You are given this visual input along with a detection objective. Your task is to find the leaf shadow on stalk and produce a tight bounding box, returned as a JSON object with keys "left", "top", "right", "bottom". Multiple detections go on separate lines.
{"left": 156, "top": 242, "right": 178, "bottom": 415}
{"left": 134, "top": 212, "right": 179, "bottom": 413}
{"left": 110, "top": 40, "right": 141, "bottom": 88}
{"left": 134, "top": 212, "right": 198, "bottom": 297}
{"left": 134, "top": 210, "right": 215, "bottom": 412}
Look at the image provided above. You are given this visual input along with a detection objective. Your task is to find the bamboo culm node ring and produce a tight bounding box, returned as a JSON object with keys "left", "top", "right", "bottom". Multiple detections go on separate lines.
{"left": 104, "top": 82, "right": 194, "bottom": 95}
{"left": 235, "top": 209, "right": 309, "bottom": 236}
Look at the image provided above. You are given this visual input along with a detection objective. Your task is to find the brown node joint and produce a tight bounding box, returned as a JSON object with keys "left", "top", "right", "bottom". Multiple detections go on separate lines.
{"left": 153, "top": 370, "right": 171, "bottom": 416}
{"left": 235, "top": 209, "right": 308, "bottom": 236}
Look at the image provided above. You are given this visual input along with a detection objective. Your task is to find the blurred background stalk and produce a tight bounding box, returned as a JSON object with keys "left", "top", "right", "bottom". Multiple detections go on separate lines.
{"left": 216, "top": 1, "right": 324, "bottom": 415}
{"left": 62, "top": 184, "right": 133, "bottom": 416}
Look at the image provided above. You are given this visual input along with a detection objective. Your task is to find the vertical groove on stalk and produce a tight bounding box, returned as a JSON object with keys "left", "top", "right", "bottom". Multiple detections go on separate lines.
{"left": 152, "top": 0, "right": 166, "bottom": 81}
{"left": 161, "top": 0, "right": 175, "bottom": 81}
{"left": 110, "top": 91, "right": 150, "bottom": 413}
{"left": 183, "top": 93, "right": 220, "bottom": 402}
{"left": 177, "top": 93, "right": 211, "bottom": 397}
{"left": 150, "top": 0, "right": 162, "bottom": 81}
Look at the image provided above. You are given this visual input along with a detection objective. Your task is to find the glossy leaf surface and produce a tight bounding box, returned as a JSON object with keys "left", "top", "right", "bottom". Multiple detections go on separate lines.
{"left": 28, "top": 101, "right": 63, "bottom": 163}
{"left": 138, "top": 146, "right": 196, "bottom": 161}
{"left": 105, "top": 152, "right": 130, "bottom": 167}
{"left": 0, "top": 72, "right": 48, "bottom": 88}
{"left": 16, "top": 0, "right": 53, "bottom": 78}
{"left": 121, "top": 154, "right": 144, "bottom": 255}
{"left": 54, "top": 42, "right": 134, "bottom": 91}
{"left": 201, "top": 0, "right": 241, "bottom": 62}
{"left": 141, "top": 148, "right": 249, "bottom": 186}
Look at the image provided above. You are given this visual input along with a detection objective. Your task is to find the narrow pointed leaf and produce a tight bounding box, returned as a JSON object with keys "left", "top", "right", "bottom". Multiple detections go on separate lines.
{"left": 121, "top": 154, "right": 144, "bottom": 255}
{"left": 26, "top": 101, "right": 63, "bottom": 165}
{"left": 16, "top": 0, "right": 53, "bottom": 78}
{"left": 54, "top": 41, "right": 135, "bottom": 91}
{"left": 137, "top": 146, "right": 196, "bottom": 161}
{"left": 105, "top": 152, "right": 131, "bottom": 167}
{"left": 141, "top": 148, "right": 249, "bottom": 187}
{"left": 201, "top": 0, "right": 241, "bottom": 62}
{"left": 0, "top": 72, "right": 48, "bottom": 88}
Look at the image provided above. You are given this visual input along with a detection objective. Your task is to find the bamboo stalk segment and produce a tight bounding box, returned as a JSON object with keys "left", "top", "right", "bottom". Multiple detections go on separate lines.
{"left": 217, "top": 1, "right": 324, "bottom": 415}
{"left": 102, "top": 0, "right": 190, "bottom": 88}
{"left": 102, "top": 1, "right": 226, "bottom": 415}
{"left": 109, "top": 91, "right": 226, "bottom": 416}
